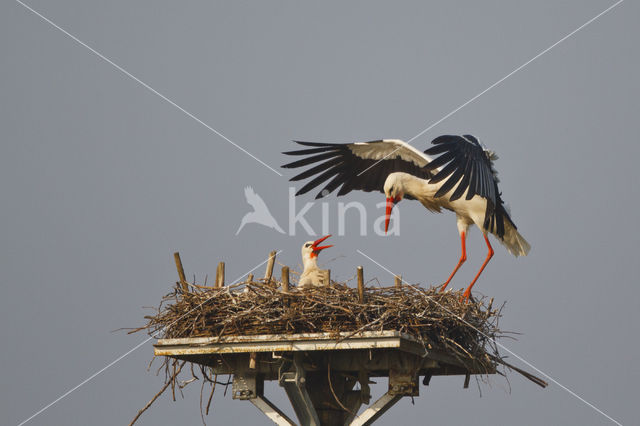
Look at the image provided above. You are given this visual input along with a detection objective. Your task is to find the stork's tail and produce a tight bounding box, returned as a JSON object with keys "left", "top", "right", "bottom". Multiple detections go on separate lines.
{"left": 499, "top": 220, "right": 531, "bottom": 257}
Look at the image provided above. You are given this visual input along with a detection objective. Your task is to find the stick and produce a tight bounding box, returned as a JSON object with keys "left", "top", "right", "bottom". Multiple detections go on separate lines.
{"left": 264, "top": 250, "right": 276, "bottom": 283}
{"left": 357, "top": 266, "right": 364, "bottom": 303}
{"left": 215, "top": 262, "right": 225, "bottom": 288}
{"left": 281, "top": 266, "right": 290, "bottom": 292}
{"left": 323, "top": 269, "right": 331, "bottom": 287}
{"left": 173, "top": 252, "right": 188, "bottom": 292}
{"left": 395, "top": 275, "right": 402, "bottom": 288}
{"left": 491, "top": 356, "right": 548, "bottom": 388}
{"left": 206, "top": 373, "right": 217, "bottom": 415}
{"left": 327, "top": 361, "right": 354, "bottom": 414}
{"left": 129, "top": 361, "right": 185, "bottom": 425}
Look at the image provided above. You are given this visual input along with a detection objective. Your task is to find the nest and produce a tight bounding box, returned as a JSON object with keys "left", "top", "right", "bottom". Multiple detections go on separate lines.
{"left": 141, "top": 280, "right": 502, "bottom": 365}
{"left": 128, "top": 276, "right": 546, "bottom": 425}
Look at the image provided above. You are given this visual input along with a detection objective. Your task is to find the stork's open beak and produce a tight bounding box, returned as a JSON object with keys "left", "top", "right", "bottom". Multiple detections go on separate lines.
{"left": 385, "top": 198, "right": 394, "bottom": 234}
{"left": 311, "top": 234, "right": 332, "bottom": 257}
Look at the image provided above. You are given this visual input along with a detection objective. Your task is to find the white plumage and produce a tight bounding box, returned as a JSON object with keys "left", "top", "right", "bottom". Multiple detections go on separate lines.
{"left": 298, "top": 235, "right": 332, "bottom": 288}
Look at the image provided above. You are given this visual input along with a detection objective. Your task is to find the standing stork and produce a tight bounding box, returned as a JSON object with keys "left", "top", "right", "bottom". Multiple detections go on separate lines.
{"left": 282, "top": 135, "right": 530, "bottom": 300}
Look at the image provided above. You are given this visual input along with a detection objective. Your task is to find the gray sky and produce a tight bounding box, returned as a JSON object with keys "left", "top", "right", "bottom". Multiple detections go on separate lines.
{"left": 2, "top": 1, "right": 638, "bottom": 425}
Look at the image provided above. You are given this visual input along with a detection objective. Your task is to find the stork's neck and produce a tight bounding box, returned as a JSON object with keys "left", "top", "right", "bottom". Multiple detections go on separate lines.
{"left": 389, "top": 172, "right": 435, "bottom": 200}
{"left": 302, "top": 255, "right": 319, "bottom": 271}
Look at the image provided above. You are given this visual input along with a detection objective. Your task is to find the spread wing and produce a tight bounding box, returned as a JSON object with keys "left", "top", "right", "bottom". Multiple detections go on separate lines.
{"left": 424, "top": 134, "right": 498, "bottom": 205}
{"left": 424, "top": 134, "right": 515, "bottom": 237}
{"left": 282, "top": 139, "right": 434, "bottom": 199}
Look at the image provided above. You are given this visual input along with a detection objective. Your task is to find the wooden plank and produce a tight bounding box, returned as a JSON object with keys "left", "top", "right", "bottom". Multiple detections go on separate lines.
{"left": 158, "top": 330, "right": 408, "bottom": 345}
{"left": 152, "top": 331, "right": 447, "bottom": 360}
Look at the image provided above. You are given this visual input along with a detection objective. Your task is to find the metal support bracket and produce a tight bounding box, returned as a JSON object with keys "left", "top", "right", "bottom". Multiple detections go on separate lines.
{"left": 358, "top": 370, "right": 372, "bottom": 405}
{"left": 279, "top": 353, "right": 321, "bottom": 426}
{"left": 343, "top": 370, "right": 372, "bottom": 424}
{"left": 233, "top": 370, "right": 296, "bottom": 425}
{"left": 349, "top": 391, "right": 402, "bottom": 426}
{"left": 250, "top": 396, "right": 297, "bottom": 426}
{"left": 389, "top": 368, "right": 419, "bottom": 396}
{"left": 232, "top": 371, "right": 263, "bottom": 400}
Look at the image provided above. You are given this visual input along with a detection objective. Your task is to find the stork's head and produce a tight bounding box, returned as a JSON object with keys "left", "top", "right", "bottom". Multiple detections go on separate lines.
{"left": 301, "top": 235, "right": 333, "bottom": 262}
{"left": 383, "top": 174, "right": 404, "bottom": 234}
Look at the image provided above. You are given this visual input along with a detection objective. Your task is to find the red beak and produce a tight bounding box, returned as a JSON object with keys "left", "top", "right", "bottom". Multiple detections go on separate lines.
{"left": 311, "top": 234, "right": 332, "bottom": 257}
{"left": 385, "top": 198, "right": 394, "bottom": 234}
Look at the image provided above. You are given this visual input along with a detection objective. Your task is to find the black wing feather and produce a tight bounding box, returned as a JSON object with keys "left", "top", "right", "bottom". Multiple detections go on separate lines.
{"left": 465, "top": 158, "right": 477, "bottom": 200}
{"left": 425, "top": 135, "right": 497, "bottom": 206}
{"left": 422, "top": 143, "right": 451, "bottom": 155}
{"left": 289, "top": 158, "right": 343, "bottom": 181}
{"left": 283, "top": 146, "right": 336, "bottom": 156}
{"left": 424, "top": 134, "right": 516, "bottom": 238}
{"left": 449, "top": 153, "right": 473, "bottom": 201}
{"left": 292, "top": 141, "right": 342, "bottom": 147}
{"left": 282, "top": 151, "right": 341, "bottom": 169}
{"left": 296, "top": 165, "right": 343, "bottom": 195}
{"left": 424, "top": 150, "right": 457, "bottom": 171}
{"left": 282, "top": 141, "right": 432, "bottom": 198}
{"left": 429, "top": 159, "right": 459, "bottom": 185}
{"left": 318, "top": 173, "right": 348, "bottom": 199}
{"left": 434, "top": 165, "right": 465, "bottom": 198}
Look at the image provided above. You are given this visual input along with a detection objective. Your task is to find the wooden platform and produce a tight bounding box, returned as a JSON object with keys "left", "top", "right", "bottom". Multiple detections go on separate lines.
{"left": 155, "top": 330, "right": 494, "bottom": 426}
{"left": 155, "top": 330, "right": 491, "bottom": 377}
{"left": 156, "top": 330, "right": 425, "bottom": 355}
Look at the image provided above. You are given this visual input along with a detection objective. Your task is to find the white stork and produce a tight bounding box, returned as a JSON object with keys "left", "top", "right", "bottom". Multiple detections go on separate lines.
{"left": 282, "top": 135, "right": 530, "bottom": 300}
{"left": 299, "top": 235, "right": 333, "bottom": 288}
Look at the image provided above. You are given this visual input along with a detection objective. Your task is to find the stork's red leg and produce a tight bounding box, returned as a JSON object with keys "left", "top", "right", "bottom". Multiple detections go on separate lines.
{"left": 440, "top": 231, "right": 467, "bottom": 292}
{"left": 462, "top": 233, "right": 494, "bottom": 301}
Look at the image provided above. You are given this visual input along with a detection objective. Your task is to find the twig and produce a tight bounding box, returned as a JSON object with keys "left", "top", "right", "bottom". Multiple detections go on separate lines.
{"left": 129, "top": 361, "right": 185, "bottom": 426}
{"left": 328, "top": 361, "right": 354, "bottom": 415}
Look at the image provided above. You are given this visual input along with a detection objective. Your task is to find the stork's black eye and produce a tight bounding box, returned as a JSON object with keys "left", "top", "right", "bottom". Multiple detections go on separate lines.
{"left": 305, "top": 243, "right": 311, "bottom": 248}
